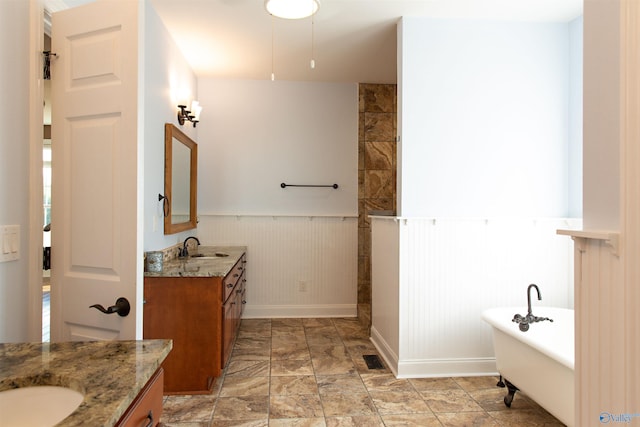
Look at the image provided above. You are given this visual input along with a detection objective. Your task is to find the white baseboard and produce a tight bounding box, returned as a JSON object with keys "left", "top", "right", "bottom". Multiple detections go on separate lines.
{"left": 396, "top": 358, "right": 498, "bottom": 378}
{"left": 371, "top": 325, "right": 497, "bottom": 378}
{"left": 243, "top": 304, "right": 357, "bottom": 319}
{"left": 370, "top": 325, "right": 399, "bottom": 377}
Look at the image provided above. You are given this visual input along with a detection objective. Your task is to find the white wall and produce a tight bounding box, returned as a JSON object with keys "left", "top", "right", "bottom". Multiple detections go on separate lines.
{"left": 371, "top": 16, "right": 583, "bottom": 377}
{"left": 197, "top": 79, "right": 358, "bottom": 216}
{"left": 198, "top": 215, "right": 357, "bottom": 318}
{"left": 370, "top": 217, "right": 400, "bottom": 374}
{"left": 582, "top": 1, "right": 620, "bottom": 230}
{"left": 372, "top": 217, "right": 579, "bottom": 377}
{"left": 398, "top": 17, "right": 578, "bottom": 218}
{"left": 142, "top": 1, "right": 198, "bottom": 251}
{"left": 0, "top": 0, "right": 31, "bottom": 342}
{"left": 568, "top": 16, "right": 583, "bottom": 218}
{"left": 194, "top": 79, "right": 359, "bottom": 315}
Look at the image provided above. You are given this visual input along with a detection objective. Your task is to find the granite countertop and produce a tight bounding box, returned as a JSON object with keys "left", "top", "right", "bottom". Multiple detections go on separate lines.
{"left": 144, "top": 245, "right": 246, "bottom": 278}
{"left": 0, "top": 339, "right": 172, "bottom": 427}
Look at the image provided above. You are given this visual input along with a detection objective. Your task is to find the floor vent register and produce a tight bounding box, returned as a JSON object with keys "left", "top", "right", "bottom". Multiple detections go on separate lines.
{"left": 363, "top": 354, "right": 385, "bottom": 370}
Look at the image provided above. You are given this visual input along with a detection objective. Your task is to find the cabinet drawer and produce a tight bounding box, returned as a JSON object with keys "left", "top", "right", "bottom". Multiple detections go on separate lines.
{"left": 223, "top": 255, "right": 246, "bottom": 302}
{"left": 115, "top": 368, "right": 164, "bottom": 427}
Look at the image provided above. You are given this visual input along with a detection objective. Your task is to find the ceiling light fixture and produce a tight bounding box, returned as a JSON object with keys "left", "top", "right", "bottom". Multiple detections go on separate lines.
{"left": 265, "top": 0, "right": 320, "bottom": 20}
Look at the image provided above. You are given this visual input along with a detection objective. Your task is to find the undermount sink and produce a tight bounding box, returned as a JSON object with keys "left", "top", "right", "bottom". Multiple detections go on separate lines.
{"left": 190, "top": 252, "right": 229, "bottom": 258}
{"left": 0, "top": 386, "right": 84, "bottom": 426}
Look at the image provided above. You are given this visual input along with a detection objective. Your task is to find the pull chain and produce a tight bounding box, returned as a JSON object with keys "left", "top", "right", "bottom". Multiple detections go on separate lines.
{"left": 310, "top": 12, "right": 316, "bottom": 69}
{"left": 271, "top": 14, "right": 275, "bottom": 81}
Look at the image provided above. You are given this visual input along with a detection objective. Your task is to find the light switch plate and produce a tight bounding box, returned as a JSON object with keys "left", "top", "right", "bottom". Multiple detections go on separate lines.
{"left": 0, "top": 225, "right": 20, "bottom": 262}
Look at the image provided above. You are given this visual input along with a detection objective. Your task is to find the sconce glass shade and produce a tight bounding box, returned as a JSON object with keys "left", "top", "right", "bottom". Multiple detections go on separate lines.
{"left": 190, "top": 101, "right": 202, "bottom": 121}
{"left": 265, "top": 0, "right": 320, "bottom": 19}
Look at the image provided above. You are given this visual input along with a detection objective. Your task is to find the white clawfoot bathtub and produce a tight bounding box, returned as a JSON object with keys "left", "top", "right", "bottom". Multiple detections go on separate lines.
{"left": 482, "top": 306, "right": 574, "bottom": 427}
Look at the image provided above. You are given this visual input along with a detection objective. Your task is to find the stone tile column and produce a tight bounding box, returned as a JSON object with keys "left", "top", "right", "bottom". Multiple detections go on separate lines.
{"left": 357, "top": 83, "right": 397, "bottom": 327}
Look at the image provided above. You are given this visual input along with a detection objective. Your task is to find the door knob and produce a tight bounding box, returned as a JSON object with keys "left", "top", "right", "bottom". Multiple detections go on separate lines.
{"left": 90, "top": 297, "right": 131, "bottom": 317}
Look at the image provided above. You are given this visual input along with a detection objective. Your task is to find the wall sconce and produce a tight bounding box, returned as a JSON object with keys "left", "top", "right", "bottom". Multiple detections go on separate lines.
{"left": 177, "top": 100, "right": 202, "bottom": 128}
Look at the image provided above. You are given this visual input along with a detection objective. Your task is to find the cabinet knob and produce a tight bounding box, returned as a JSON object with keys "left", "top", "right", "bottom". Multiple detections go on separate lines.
{"left": 143, "top": 410, "right": 154, "bottom": 427}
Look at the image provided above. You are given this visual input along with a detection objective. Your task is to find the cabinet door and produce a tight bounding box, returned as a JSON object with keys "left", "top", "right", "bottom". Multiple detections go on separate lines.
{"left": 144, "top": 277, "right": 222, "bottom": 394}
{"left": 240, "top": 284, "right": 247, "bottom": 318}
{"left": 222, "top": 296, "right": 236, "bottom": 368}
{"left": 236, "top": 273, "right": 246, "bottom": 325}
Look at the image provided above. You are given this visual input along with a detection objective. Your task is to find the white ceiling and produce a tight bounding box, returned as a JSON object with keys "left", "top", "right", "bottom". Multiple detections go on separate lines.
{"left": 57, "top": 0, "right": 583, "bottom": 84}
{"left": 149, "top": 0, "right": 582, "bottom": 83}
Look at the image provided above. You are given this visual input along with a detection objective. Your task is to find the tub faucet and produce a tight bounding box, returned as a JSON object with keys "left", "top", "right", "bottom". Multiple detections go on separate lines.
{"left": 527, "top": 284, "right": 541, "bottom": 317}
{"left": 512, "top": 283, "right": 553, "bottom": 331}
{"left": 180, "top": 236, "right": 201, "bottom": 258}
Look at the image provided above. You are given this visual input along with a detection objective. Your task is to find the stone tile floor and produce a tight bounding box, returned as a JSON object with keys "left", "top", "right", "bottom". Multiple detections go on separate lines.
{"left": 161, "top": 318, "right": 565, "bottom": 426}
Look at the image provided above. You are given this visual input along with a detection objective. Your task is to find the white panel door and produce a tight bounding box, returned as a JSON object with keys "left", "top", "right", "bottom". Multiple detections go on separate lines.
{"left": 50, "top": 0, "right": 139, "bottom": 341}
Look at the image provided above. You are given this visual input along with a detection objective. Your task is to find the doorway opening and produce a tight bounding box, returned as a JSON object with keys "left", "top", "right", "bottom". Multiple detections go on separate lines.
{"left": 42, "top": 139, "right": 51, "bottom": 341}
{"left": 42, "top": 30, "right": 52, "bottom": 342}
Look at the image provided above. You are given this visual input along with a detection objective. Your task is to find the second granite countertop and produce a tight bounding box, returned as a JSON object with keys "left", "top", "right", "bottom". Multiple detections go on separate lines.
{"left": 144, "top": 246, "right": 246, "bottom": 278}
{"left": 0, "top": 339, "right": 172, "bottom": 427}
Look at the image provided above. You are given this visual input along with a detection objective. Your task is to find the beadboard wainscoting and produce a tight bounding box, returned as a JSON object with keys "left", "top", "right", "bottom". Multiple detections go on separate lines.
{"left": 371, "top": 216, "right": 581, "bottom": 378}
{"left": 567, "top": 234, "right": 623, "bottom": 424}
{"left": 196, "top": 215, "right": 358, "bottom": 318}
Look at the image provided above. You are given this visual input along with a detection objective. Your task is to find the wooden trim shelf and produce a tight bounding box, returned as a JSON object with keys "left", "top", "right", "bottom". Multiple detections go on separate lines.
{"left": 556, "top": 229, "right": 620, "bottom": 256}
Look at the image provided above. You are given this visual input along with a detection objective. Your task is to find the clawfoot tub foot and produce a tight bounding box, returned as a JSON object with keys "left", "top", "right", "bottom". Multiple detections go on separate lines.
{"left": 496, "top": 376, "right": 519, "bottom": 408}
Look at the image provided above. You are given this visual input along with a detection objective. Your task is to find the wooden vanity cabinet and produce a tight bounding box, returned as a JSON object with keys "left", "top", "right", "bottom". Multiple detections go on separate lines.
{"left": 115, "top": 368, "right": 164, "bottom": 427}
{"left": 143, "top": 253, "right": 246, "bottom": 394}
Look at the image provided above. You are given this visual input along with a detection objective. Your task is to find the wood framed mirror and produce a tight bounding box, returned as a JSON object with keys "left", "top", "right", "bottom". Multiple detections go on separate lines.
{"left": 164, "top": 123, "right": 197, "bottom": 234}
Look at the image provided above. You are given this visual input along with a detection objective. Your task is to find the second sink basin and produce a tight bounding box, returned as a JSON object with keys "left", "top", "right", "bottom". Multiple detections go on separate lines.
{"left": 0, "top": 386, "right": 84, "bottom": 426}
{"left": 190, "top": 252, "right": 229, "bottom": 258}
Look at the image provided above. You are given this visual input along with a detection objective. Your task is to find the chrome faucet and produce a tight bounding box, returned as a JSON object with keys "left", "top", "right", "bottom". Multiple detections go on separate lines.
{"left": 180, "top": 236, "right": 201, "bottom": 258}
{"left": 512, "top": 283, "right": 553, "bottom": 331}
